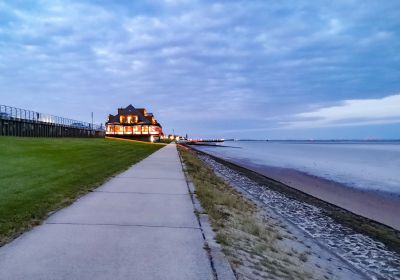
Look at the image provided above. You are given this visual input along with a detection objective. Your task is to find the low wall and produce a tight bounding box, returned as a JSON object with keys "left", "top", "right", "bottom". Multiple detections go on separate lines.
{"left": 106, "top": 134, "right": 157, "bottom": 142}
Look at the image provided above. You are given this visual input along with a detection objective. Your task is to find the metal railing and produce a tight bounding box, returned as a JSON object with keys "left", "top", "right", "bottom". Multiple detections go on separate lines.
{"left": 0, "top": 105, "right": 104, "bottom": 130}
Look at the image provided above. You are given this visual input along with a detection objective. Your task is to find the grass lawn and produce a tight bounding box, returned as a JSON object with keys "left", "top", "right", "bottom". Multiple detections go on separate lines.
{"left": 0, "top": 137, "right": 163, "bottom": 245}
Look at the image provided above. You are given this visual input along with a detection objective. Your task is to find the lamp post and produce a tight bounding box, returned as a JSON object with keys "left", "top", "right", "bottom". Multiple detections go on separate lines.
{"left": 91, "top": 112, "right": 94, "bottom": 136}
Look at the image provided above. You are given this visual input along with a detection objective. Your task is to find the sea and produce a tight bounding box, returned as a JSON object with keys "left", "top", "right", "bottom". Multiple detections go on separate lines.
{"left": 193, "top": 140, "right": 400, "bottom": 196}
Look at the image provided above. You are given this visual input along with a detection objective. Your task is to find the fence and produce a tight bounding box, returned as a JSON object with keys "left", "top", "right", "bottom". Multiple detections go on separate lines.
{"left": 0, "top": 105, "right": 105, "bottom": 138}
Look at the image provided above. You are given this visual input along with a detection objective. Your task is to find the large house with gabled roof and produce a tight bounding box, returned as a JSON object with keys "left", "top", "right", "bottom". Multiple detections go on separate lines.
{"left": 105, "top": 105, "right": 163, "bottom": 142}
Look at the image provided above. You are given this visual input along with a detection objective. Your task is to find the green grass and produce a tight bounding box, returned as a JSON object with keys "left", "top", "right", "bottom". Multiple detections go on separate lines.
{"left": 179, "top": 147, "right": 314, "bottom": 280}
{"left": 0, "top": 137, "right": 163, "bottom": 245}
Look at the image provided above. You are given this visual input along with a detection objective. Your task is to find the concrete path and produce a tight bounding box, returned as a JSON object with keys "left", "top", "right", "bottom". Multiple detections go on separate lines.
{"left": 0, "top": 144, "right": 214, "bottom": 280}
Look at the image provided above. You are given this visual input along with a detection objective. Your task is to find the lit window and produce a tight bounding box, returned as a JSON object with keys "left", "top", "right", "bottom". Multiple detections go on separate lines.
{"left": 124, "top": 126, "right": 133, "bottom": 134}
{"left": 149, "top": 125, "right": 161, "bottom": 135}
{"left": 115, "top": 125, "right": 124, "bottom": 134}
{"left": 119, "top": 116, "right": 125, "bottom": 123}
{"left": 142, "top": 125, "right": 149, "bottom": 134}
{"left": 133, "top": 125, "right": 141, "bottom": 134}
{"left": 106, "top": 125, "right": 115, "bottom": 134}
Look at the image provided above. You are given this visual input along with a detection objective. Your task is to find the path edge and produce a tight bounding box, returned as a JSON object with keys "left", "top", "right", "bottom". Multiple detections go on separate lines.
{"left": 177, "top": 146, "right": 237, "bottom": 280}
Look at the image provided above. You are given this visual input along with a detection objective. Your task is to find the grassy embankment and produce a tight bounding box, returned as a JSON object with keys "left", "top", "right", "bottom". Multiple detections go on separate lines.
{"left": 0, "top": 137, "right": 163, "bottom": 246}
{"left": 179, "top": 147, "right": 317, "bottom": 280}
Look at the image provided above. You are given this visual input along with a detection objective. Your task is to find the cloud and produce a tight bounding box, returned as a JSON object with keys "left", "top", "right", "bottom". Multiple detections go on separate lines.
{"left": 282, "top": 94, "right": 400, "bottom": 128}
{"left": 0, "top": 0, "right": 399, "bottom": 138}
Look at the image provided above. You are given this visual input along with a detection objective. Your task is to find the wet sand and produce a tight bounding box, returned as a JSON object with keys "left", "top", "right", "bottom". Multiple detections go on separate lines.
{"left": 195, "top": 151, "right": 400, "bottom": 279}
{"left": 216, "top": 156, "right": 400, "bottom": 231}
{"left": 189, "top": 145, "right": 400, "bottom": 231}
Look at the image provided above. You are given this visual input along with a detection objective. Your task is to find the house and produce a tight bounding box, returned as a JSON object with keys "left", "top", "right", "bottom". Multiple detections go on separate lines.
{"left": 105, "top": 105, "right": 163, "bottom": 142}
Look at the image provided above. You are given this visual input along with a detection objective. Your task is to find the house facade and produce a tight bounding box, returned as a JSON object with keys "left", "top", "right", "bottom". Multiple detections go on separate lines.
{"left": 105, "top": 105, "right": 163, "bottom": 141}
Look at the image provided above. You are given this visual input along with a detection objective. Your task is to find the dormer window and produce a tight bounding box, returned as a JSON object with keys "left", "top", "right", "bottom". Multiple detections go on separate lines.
{"left": 126, "top": 115, "right": 138, "bottom": 124}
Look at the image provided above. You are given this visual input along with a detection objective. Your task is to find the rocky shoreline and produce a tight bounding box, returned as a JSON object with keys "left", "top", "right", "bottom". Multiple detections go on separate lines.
{"left": 197, "top": 152, "right": 400, "bottom": 280}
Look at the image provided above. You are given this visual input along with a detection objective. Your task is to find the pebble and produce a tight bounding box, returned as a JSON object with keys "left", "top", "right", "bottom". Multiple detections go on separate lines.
{"left": 200, "top": 155, "right": 400, "bottom": 280}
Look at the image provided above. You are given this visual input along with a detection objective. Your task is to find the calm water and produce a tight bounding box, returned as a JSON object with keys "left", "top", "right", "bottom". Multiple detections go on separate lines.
{"left": 194, "top": 141, "right": 400, "bottom": 196}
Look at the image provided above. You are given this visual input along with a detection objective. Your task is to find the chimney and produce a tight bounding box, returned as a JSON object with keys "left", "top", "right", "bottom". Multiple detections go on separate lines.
{"left": 137, "top": 108, "right": 147, "bottom": 116}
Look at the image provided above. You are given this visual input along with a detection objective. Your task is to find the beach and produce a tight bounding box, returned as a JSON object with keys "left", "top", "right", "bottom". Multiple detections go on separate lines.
{"left": 189, "top": 148, "right": 400, "bottom": 279}
{"left": 217, "top": 158, "right": 400, "bottom": 231}
{"left": 193, "top": 141, "right": 400, "bottom": 231}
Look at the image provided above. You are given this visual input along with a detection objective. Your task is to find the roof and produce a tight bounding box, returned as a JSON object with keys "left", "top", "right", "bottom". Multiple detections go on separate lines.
{"left": 107, "top": 104, "right": 158, "bottom": 125}
{"left": 118, "top": 105, "right": 147, "bottom": 123}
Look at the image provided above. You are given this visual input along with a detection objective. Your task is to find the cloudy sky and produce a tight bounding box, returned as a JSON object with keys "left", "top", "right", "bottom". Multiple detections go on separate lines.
{"left": 1, "top": 0, "right": 399, "bottom": 139}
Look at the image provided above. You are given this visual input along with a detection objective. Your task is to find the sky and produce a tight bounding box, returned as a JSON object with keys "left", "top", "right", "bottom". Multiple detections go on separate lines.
{"left": 1, "top": 0, "right": 400, "bottom": 139}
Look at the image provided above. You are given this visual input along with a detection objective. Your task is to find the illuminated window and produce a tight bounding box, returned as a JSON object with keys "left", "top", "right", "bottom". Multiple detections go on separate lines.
{"left": 133, "top": 125, "right": 141, "bottom": 134}
{"left": 106, "top": 125, "right": 115, "bottom": 134}
{"left": 115, "top": 125, "right": 124, "bottom": 134}
{"left": 126, "top": 115, "right": 139, "bottom": 124}
{"left": 124, "top": 126, "right": 133, "bottom": 134}
{"left": 149, "top": 125, "right": 161, "bottom": 135}
{"left": 142, "top": 125, "right": 149, "bottom": 134}
{"left": 119, "top": 116, "right": 125, "bottom": 123}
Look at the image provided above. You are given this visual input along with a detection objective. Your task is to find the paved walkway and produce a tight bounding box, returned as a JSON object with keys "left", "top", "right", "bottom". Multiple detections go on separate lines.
{"left": 0, "top": 144, "right": 214, "bottom": 280}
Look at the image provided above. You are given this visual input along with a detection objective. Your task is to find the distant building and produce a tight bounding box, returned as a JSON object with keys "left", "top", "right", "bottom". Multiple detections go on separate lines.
{"left": 106, "top": 105, "right": 163, "bottom": 142}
